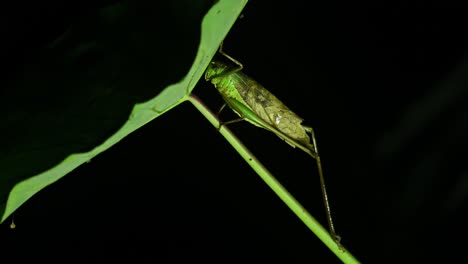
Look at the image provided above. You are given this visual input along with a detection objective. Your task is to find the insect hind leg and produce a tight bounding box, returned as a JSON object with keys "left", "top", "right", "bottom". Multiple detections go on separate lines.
{"left": 302, "top": 125, "right": 319, "bottom": 155}
{"left": 303, "top": 124, "right": 343, "bottom": 250}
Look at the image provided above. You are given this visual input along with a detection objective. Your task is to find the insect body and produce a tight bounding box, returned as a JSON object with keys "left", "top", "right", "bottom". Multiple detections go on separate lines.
{"left": 205, "top": 44, "right": 341, "bottom": 247}
{"left": 205, "top": 60, "right": 317, "bottom": 158}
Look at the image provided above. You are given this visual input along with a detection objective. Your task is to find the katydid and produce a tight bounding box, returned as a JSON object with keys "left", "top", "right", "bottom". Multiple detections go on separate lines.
{"left": 205, "top": 43, "right": 342, "bottom": 247}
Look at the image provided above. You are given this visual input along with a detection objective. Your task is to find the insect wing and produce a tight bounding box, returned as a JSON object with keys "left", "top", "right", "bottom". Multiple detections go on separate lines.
{"left": 231, "top": 73, "right": 312, "bottom": 146}
{"left": 223, "top": 96, "right": 317, "bottom": 158}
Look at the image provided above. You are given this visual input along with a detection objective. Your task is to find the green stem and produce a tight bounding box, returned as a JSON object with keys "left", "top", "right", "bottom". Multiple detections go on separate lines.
{"left": 187, "top": 94, "right": 360, "bottom": 264}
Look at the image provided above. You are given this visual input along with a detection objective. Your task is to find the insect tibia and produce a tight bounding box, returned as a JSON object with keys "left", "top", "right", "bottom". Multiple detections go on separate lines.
{"left": 219, "top": 46, "right": 244, "bottom": 70}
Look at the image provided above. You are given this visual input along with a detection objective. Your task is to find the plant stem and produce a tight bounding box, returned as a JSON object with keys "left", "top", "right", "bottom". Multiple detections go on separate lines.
{"left": 187, "top": 94, "right": 360, "bottom": 264}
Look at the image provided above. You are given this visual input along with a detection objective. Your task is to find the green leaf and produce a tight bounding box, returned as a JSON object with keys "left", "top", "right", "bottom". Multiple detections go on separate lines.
{"left": 0, "top": 0, "right": 248, "bottom": 223}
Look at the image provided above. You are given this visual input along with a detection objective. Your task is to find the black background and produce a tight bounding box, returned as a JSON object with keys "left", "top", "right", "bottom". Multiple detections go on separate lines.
{"left": 1, "top": 1, "right": 467, "bottom": 263}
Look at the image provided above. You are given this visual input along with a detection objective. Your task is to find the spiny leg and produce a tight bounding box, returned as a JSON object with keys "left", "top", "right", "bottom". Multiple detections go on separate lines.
{"left": 208, "top": 42, "right": 244, "bottom": 80}
{"left": 218, "top": 41, "right": 244, "bottom": 74}
{"left": 220, "top": 117, "right": 245, "bottom": 128}
{"left": 304, "top": 125, "right": 342, "bottom": 249}
{"left": 216, "top": 102, "right": 245, "bottom": 131}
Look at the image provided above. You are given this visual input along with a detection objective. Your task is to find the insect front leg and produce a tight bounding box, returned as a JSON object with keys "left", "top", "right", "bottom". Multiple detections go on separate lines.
{"left": 207, "top": 41, "right": 244, "bottom": 80}
{"left": 218, "top": 41, "right": 244, "bottom": 72}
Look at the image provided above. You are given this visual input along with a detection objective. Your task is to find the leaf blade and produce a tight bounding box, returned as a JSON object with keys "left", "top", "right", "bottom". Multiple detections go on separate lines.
{"left": 1, "top": 0, "right": 248, "bottom": 223}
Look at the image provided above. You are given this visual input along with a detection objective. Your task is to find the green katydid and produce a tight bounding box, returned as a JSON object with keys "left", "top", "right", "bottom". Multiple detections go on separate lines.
{"left": 204, "top": 43, "right": 342, "bottom": 247}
